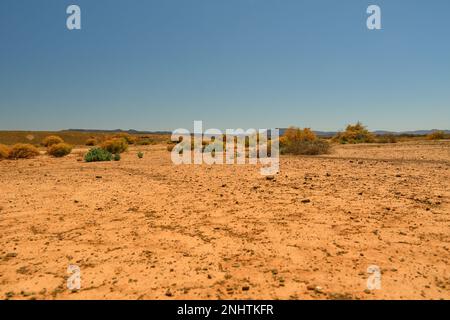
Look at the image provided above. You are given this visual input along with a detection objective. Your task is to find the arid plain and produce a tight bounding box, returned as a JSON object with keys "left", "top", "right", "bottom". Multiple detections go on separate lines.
{"left": 0, "top": 141, "right": 449, "bottom": 300}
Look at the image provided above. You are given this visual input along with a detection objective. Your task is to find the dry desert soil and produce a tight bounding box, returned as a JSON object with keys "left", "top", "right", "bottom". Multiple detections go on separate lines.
{"left": 0, "top": 141, "right": 449, "bottom": 300}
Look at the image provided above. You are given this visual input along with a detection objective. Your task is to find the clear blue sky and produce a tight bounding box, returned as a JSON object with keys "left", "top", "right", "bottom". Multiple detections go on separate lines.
{"left": 1, "top": 0, "right": 449, "bottom": 131}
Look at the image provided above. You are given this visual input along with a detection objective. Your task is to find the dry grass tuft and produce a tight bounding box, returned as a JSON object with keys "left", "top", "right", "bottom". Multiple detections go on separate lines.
{"left": 47, "top": 143, "right": 72, "bottom": 157}
{"left": 9, "top": 144, "right": 40, "bottom": 159}
{"left": 101, "top": 138, "right": 128, "bottom": 154}
{"left": 113, "top": 133, "right": 137, "bottom": 145}
{"left": 42, "top": 135, "right": 64, "bottom": 147}
{"left": 0, "top": 144, "right": 11, "bottom": 159}
{"left": 85, "top": 138, "right": 97, "bottom": 146}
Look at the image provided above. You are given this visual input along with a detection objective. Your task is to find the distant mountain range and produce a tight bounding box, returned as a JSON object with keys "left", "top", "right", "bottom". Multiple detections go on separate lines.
{"left": 67, "top": 128, "right": 450, "bottom": 137}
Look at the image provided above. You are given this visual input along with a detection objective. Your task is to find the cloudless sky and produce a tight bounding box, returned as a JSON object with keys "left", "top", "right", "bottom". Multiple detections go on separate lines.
{"left": 0, "top": 0, "right": 449, "bottom": 131}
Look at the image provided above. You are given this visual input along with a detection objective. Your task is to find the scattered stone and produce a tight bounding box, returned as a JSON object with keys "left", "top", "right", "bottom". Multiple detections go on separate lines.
{"left": 242, "top": 286, "right": 250, "bottom": 291}
{"left": 96, "top": 175, "right": 102, "bottom": 179}
{"left": 266, "top": 175, "right": 275, "bottom": 181}
{"left": 301, "top": 199, "right": 311, "bottom": 204}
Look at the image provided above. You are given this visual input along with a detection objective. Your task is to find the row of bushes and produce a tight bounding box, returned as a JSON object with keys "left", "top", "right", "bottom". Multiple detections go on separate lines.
{"left": 0, "top": 135, "right": 73, "bottom": 160}
{"left": 332, "top": 123, "right": 448, "bottom": 143}
{"left": 84, "top": 133, "right": 159, "bottom": 147}
{"left": 0, "top": 134, "right": 144, "bottom": 162}
{"left": 43, "top": 135, "right": 72, "bottom": 157}
{"left": 0, "top": 143, "right": 40, "bottom": 160}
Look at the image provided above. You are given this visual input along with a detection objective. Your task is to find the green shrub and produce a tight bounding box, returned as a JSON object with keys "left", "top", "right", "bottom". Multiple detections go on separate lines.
{"left": 84, "top": 148, "right": 112, "bottom": 162}
{"left": 113, "top": 153, "right": 121, "bottom": 161}
{"left": 85, "top": 138, "right": 97, "bottom": 146}
{"left": 137, "top": 151, "right": 144, "bottom": 158}
{"left": 0, "top": 144, "right": 11, "bottom": 160}
{"left": 47, "top": 143, "right": 72, "bottom": 157}
{"left": 42, "top": 135, "right": 64, "bottom": 147}
{"left": 427, "top": 131, "right": 445, "bottom": 140}
{"left": 9, "top": 144, "right": 40, "bottom": 159}
{"left": 101, "top": 139, "right": 128, "bottom": 154}
{"left": 332, "top": 122, "right": 375, "bottom": 144}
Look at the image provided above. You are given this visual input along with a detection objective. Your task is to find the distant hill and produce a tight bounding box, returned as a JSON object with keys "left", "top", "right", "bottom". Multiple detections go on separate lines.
{"left": 66, "top": 128, "right": 450, "bottom": 137}
{"left": 278, "top": 129, "right": 450, "bottom": 137}
{"left": 66, "top": 129, "right": 172, "bottom": 135}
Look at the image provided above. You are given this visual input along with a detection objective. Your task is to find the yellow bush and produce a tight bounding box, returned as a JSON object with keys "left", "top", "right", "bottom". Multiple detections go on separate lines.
{"left": 426, "top": 131, "right": 445, "bottom": 140}
{"left": 85, "top": 138, "right": 97, "bottom": 146}
{"left": 280, "top": 127, "right": 330, "bottom": 155}
{"left": 9, "top": 144, "right": 40, "bottom": 159}
{"left": 332, "top": 122, "right": 375, "bottom": 144}
{"left": 283, "top": 127, "right": 317, "bottom": 143}
{"left": 47, "top": 143, "right": 72, "bottom": 157}
{"left": 0, "top": 144, "right": 11, "bottom": 159}
{"left": 113, "top": 133, "right": 137, "bottom": 144}
{"left": 101, "top": 138, "right": 128, "bottom": 154}
{"left": 42, "top": 135, "right": 64, "bottom": 147}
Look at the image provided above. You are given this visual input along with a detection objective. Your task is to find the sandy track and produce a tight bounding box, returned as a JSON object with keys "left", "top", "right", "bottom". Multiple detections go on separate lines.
{"left": 0, "top": 142, "right": 449, "bottom": 300}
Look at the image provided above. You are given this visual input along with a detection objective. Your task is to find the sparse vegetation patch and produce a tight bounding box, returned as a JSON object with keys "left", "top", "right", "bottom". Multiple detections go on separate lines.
{"left": 332, "top": 122, "right": 375, "bottom": 144}
{"left": 280, "top": 127, "right": 331, "bottom": 155}
{"left": 47, "top": 143, "right": 72, "bottom": 157}
{"left": 9, "top": 144, "right": 40, "bottom": 159}
{"left": 84, "top": 148, "right": 113, "bottom": 162}
{"left": 101, "top": 138, "right": 128, "bottom": 154}
{"left": 0, "top": 144, "right": 11, "bottom": 159}
{"left": 42, "top": 135, "right": 64, "bottom": 147}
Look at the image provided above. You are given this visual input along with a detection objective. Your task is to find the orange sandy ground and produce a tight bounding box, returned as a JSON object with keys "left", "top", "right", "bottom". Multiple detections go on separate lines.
{"left": 0, "top": 141, "right": 449, "bottom": 300}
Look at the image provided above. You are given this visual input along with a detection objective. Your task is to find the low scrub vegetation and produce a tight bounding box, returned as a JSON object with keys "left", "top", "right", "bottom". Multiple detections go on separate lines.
{"left": 426, "top": 131, "right": 446, "bottom": 140}
{"left": 84, "top": 148, "right": 113, "bottom": 162}
{"left": 113, "top": 153, "right": 121, "bottom": 161}
{"left": 101, "top": 138, "right": 128, "bottom": 154}
{"left": 167, "top": 144, "right": 175, "bottom": 152}
{"left": 85, "top": 138, "right": 97, "bottom": 146}
{"left": 47, "top": 143, "right": 72, "bottom": 157}
{"left": 9, "top": 144, "right": 40, "bottom": 159}
{"left": 280, "top": 127, "right": 331, "bottom": 155}
{"left": 42, "top": 135, "right": 64, "bottom": 147}
{"left": 332, "top": 122, "right": 375, "bottom": 144}
{"left": 113, "top": 133, "right": 137, "bottom": 145}
{"left": 376, "top": 134, "right": 398, "bottom": 144}
{"left": 0, "top": 144, "right": 11, "bottom": 159}
{"left": 137, "top": 152, "right": 144, "bottom": 158}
